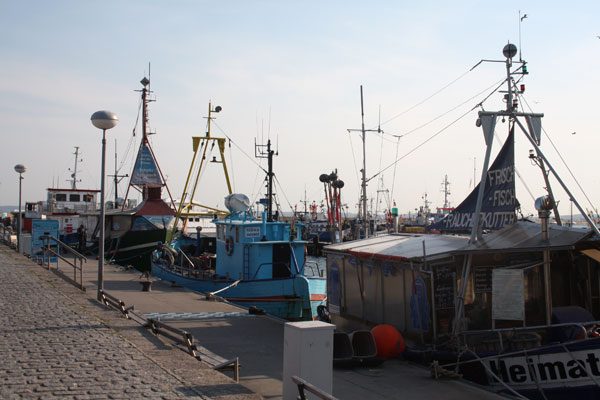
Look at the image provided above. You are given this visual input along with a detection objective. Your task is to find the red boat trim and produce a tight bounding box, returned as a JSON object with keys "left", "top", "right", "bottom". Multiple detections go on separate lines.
{"left": 226, "top": 296, "right": 302, "bottom": 303}
{"left": 310, "top": 294, "right": 326, "bottom": 301}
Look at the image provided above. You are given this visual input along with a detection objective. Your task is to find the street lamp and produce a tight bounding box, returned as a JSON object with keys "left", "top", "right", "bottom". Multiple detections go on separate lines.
{"left": 14, "top": 164, "right": 26, "bottom": 253}
{"left": 91, "top": 110, "right": 118, "bottom": 301}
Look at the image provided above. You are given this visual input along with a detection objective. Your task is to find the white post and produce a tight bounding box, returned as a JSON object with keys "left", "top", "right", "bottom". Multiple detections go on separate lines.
{"left": 282, "top": 321, "right": 334, "bottom": 400}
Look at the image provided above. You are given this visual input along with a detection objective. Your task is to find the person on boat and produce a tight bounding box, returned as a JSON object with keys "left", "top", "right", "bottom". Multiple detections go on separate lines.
{"left": 77, "top": 224, "right": 86, "bottom": 253}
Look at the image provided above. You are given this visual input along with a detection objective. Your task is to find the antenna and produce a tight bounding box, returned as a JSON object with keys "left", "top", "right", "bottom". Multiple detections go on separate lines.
{"left": 377, "top": 104, "right": 382, "bottom": 134}
{"left": 518, "top": 11, "right": 527, "bottom": 62}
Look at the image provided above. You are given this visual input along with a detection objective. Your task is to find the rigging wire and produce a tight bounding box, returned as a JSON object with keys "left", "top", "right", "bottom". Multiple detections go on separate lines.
{"left": 400, "top": 77, "right": 506, "bottom": 139}
{"left": 211, "top": 120, "right": 270, "bottom": 207}
{"left": 273, "top": 174, "right": 295, "bottom": 213}
{"left": 493, "top": 130, "right": 536, "bottom": 203}
{"left": 520, "top": 95, "right": 598, "bottom": 214}
{"left": 368, "top": 105, "right": 477, "bottom": 184}
{"left": 390, "top": 136, "right": 401, "bottom": 204}
{"left": 212, "top": 121, "right": 267, "bottom": 174}
{"left": 364, "top": 76, "right": 509, "bottom": 184}
{"left": 228, "top": 139, "right": 236, "bottom": 192}
{"left": 346, "top": 131, "right": 361, "bottom": 187}
{"left": 379, "top": 68, "right": 473, "bottom": 127}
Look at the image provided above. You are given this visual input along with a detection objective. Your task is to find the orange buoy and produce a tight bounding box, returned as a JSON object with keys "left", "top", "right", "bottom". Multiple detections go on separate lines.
{"left": 371, "top": 324, "right": 405, "bottom": 359}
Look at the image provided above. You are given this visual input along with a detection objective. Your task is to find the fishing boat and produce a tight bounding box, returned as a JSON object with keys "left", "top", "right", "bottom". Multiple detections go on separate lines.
{"left": 90, "top": 76, "right": 175, "bottom": 269}
{"left": 323, "top": 43, "right": 600, "bottom": 399}
{"left": 151, "top": 110, "right": 326, "bottom": 320}
{"left": 18, "top": 147, "right": 100, "bottom": 248}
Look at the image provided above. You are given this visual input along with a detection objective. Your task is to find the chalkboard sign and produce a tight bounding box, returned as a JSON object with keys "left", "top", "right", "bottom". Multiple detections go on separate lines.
{"left": 434, "top": 264, "right": 455, "bottom": 309}
{"left": 474, "top": 266, "right": 493, "bottom": 293}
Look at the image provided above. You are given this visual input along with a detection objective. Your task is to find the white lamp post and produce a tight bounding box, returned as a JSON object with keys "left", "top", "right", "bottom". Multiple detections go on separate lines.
{"left": 91, "top": 110, "right": 118, "bottom": 301}
{"left": 14, "top": 164, "right": 26, "bottom": 253}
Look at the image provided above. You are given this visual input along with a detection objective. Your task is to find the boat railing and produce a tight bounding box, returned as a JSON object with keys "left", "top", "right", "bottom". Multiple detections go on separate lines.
{"left": 179, "top": 250, "right": 195, "bottom": 269}
{"left": 39, "top": 234, "right": 86, "bottom": 291}
{"left": 304, "top": 261, "right": 324, "bottom": 277}
{"left": 164, "top": 248, "right": 212, "bottom": 280}
{"left": 458, "top": 320, "right": 600, "bottom": 353}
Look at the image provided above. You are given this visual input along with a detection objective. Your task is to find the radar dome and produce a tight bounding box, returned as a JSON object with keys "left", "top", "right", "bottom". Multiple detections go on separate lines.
{"left": 224, "top": 193, "right": 251, "bottom": 213}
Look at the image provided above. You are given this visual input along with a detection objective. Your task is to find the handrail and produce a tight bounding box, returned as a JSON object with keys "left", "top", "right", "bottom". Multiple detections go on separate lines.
{"left": 97, "top": 288, "right": 239, "bottom": 382}
{"left": 252, "top": 262, "right": 292, "bottom": 280}
{"left": 147, "top": 317, "right": 240, "bottom": 382}
{"left": 40, "top": 234, "right": 86, "bottom": 290}
{"left": 99, "top": 290, "right": 134, "bottom": 319}
{"left": 291, "top": 375, "right": 338, "bottom": 400}
{"left": 179, "top": 249, "right": 195, "bottom": 269}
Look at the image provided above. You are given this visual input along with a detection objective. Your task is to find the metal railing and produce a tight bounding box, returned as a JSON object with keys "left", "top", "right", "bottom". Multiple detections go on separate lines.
{"left": 99, "top": 290, "right": 135, "bottom": 319}
{"left": 40, "top": 235, "right": 86, "bottom": 291}
{"left": 147, "top": 317, "right": 240, "bottom": 382}
{"left": 98, "top": 288, "right": 240, "bottom": 382}
{"left": 459, "top": 320, "right": 600, "bottom": 353}
{"left": 291, "top": 376, "right": 338, "bottom": 400}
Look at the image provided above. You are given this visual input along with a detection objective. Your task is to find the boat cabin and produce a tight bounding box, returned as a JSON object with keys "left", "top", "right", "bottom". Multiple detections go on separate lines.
{"left": 324, "top": 220, "right": 600, "bottom": 343}
{"left": 213, "top": 211, "right": 306, "bottom": 281}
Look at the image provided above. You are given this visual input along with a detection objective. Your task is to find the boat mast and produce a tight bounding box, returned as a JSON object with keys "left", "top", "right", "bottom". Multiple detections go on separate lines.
{"left": 108, "top": 139, "right": 128, "bottom": 206}
{"left": 441, "top": 175, "right": 451, "bottom": 209}
{"left": 255, "top": 139, "right": 276, "bottom": 221}
{"left": 69, "top": 146, "right": 81, "bottom": 189}
{"left": 455, "top": 43, "right": 527, "bottom": 334}
{"left": 360, "top": 86, "right": 368, "bottom": 237}
{"left": 121, "top": 76, "right": 175, "bottom": 208}
{"left": 454, "top": 43, "right": 600, "bottom": 335}
{"left": 347, "top": 85, "right": 382, "bottom": 238}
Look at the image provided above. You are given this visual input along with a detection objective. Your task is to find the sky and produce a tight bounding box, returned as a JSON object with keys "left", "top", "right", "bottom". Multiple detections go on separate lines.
{"left": 1, "top": 1, "right": 599, "bottom": 219}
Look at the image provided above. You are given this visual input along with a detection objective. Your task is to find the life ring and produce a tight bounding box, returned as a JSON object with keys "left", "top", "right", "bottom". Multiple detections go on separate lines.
{"left": 225, "top": 236, "right": 234, "bottom": 256}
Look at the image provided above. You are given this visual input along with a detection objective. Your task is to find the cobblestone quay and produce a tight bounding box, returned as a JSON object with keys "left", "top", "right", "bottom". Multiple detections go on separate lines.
{"left": 0, "top": 246, "right": 259, "bottom": 400}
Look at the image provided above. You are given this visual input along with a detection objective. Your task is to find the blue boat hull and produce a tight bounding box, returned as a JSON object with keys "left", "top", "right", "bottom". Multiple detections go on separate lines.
{"left": 152, "top": 262, "right": 326, "bottom": 320}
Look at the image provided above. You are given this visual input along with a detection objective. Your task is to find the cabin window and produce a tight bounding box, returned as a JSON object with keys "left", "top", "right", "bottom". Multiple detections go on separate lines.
{"left": 145, "top": 215, "right": 174, "bottom": 230}
{"left": 69, "top": 194, "right": 81, "bottom": 202}
{"left": 188, "top": 217, "right": 193, "bottom": 222}
{"left": 131, "top": 217, "right": 156, "bottom": 231}
{"left": 83, "top": 194, "right": 93, "bottom": 202}
{"left": 55, "top": 193, "right": 67, "bottom": 201}
{"left": 110, "top": 215, "right": 131, "bottom": 234}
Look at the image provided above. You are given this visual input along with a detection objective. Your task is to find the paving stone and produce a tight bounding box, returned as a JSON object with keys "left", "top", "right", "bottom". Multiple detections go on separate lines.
{"left": 0, "top": 247, "right": 259, "bottom": 399}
